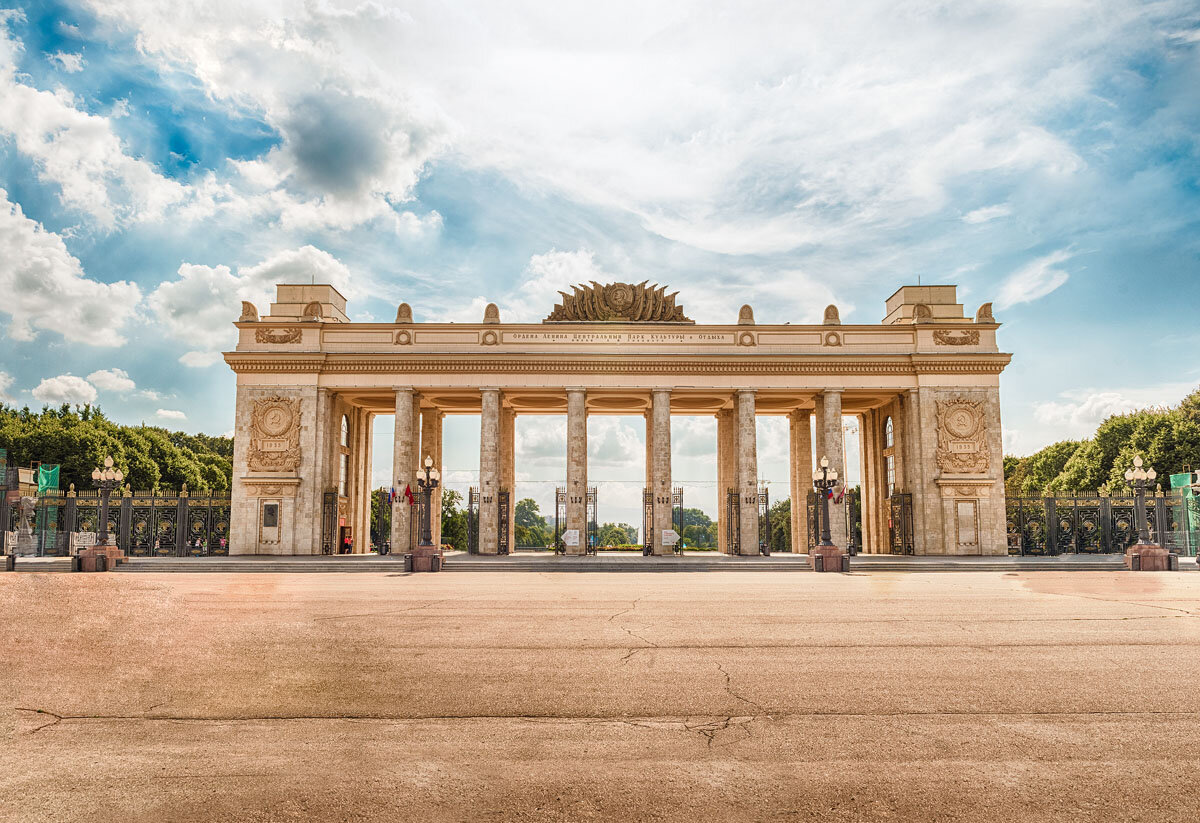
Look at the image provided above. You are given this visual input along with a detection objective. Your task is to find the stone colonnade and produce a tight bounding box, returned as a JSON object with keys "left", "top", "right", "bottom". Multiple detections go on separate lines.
{"left": 384, "top": 387, "right": 864, "bottom": 556}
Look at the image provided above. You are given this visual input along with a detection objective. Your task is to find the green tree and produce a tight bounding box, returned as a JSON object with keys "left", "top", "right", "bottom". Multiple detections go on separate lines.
{"left": 768, "top": 497, "right": 791, "bottom": 552}
{"left": 596, "top": 522, "right": 637, "bottom": 546}
{"left": 0, "top": 404, "right": 233, "bottom": 492}
{"left": 440, "top": 488, "right": 468, "bottom": 550}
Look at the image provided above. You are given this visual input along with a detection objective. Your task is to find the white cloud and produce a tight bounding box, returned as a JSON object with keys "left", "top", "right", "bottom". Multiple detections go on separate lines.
{"left": 0, "top": 370, "right": 13, "bottom": 402}
{"left": 149, "top": 245, "right": 354, "bottom": 366}
{"left": 0, "top": 188, "right": 141, "bottom": 345}
{"left": 156, "top": 408, "right": 187, "bottom": 420}
{"left": 962, "top": 203, "right": 1013, "bottom": 224}
{"left": 994, "top": 249, "right": 1073, "bottom": 310}
{"left": 31, "top": 374, "right": 97, "bottom": 406}
{"left": 0, "top": 25, "right": 184, "bottom": 227}
{"left": 86, "top": 368, "right": 135, "bottom": 393}
{"left": 47, "top": 51, "right": 84, "bottom": 72}
{"left": 83, "top": 0, "right": 1150, "bottom": 255}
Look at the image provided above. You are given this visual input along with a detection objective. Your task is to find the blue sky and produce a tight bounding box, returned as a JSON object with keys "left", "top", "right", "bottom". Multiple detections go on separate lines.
{"left": 1, "top": 1, "right": 1198, "bottom": 527}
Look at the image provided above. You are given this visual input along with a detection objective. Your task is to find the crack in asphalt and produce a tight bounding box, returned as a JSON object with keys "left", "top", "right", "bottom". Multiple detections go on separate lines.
{"left": 607, "top": 597, "right": 659, "bottom": 663}
{"left": 13, "top": 706, "right": 1200, "bottom": 735}
{"left": 715, "top": 662, "right": 771, "bottom": 718}
{"left": 311, "top": 599, "right": 447, "bottom": 622}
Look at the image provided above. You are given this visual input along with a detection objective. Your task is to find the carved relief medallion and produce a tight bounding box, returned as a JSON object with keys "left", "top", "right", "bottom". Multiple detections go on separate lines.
{"left": 248, "top": 395, "right": 302, "bottom": 472}
{"left": 935, "top": 395, "right": 990, "bottom": 474}
{"left": 933, "top": 329, "right": 980, "bottom": 346}
{"left": 255, "top": 328, "right": 302, "bottom": 344}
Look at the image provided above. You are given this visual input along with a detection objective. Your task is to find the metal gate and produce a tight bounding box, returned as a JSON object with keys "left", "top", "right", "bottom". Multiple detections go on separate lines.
{"left": 888, "top": 493, "right": 915, "bottom": 555}
{"left": 845, "top": 490, "right": 862, "bottom": 555}
{"left": 671, "top": 487, "right": 683, "bottom": 547}
{"left": 321, "top": 490, "right": 337, "bottom": 555}
{"left": 586, "top": 487, "right": 598, "bottom": 553}
{"left": 726, "top": 489, "right": 741, "bottom": 554}
{"left": 498, "top": 490, "right": 510, "bottom": 555}
{"left": 12, "top": 489, "right": 233, "bottom": 557}
{"left": 643, "top": 489, "right": 654, "bottom": 554}
{"left": 467, "top": 486, "right": 480, "bottom": 554}
{"left": 757, "top": 486, "right": 770, "bottom": 555}
{"left": 1006, "top": 491, "right": 1191, "bottom": 556}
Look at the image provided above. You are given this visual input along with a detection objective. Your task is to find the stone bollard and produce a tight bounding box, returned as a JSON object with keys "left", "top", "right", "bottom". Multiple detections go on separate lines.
{"left": 810, "top": 545, "right": 849, "bottom": 573}
{"left": 1125, "top": 543, "right": 1171, "bottom": 572}
{"left": 411, "top": 545, "right": 443, "bottom": 572}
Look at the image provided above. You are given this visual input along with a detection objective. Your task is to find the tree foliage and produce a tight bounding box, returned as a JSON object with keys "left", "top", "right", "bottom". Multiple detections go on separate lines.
{"left": 0, "top": 404, "right": 233, "bottom": 492}
{"left": 1005, "top": 387, "right": 1200, "bottom": 495}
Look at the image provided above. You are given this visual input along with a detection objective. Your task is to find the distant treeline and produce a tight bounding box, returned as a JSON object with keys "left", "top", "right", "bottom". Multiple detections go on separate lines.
{"left": 1004, "top": 387, "right": 1200, "bottom": 496}
{"left": 0, "top": 404, "right": 234, "bottom": 493}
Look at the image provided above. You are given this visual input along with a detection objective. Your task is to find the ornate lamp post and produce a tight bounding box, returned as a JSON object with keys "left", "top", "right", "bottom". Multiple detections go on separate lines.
{"left": 415, "top": 455, "right": 440, "bottom": 548}
{"left": 812, "top": 455, "right": 838, "bottom": 548}
{"left": 1123, "top": 455, "right": 1157, "bottom": 546}
{"left": 1122, "top": 455, "right": 1173, "bottom": 571}
{"left": 90, "top": 456, "right": 124, "bottom": 546}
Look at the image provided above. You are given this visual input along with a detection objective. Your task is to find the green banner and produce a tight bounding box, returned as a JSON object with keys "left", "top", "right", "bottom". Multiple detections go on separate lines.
{"left": 37, "top": 464, "right": 60, "bottom": 495}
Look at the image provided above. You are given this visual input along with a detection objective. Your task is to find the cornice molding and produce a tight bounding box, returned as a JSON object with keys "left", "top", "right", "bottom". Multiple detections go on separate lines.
{"left": 223, "top": 352, "right": 1012, "bottom": 376}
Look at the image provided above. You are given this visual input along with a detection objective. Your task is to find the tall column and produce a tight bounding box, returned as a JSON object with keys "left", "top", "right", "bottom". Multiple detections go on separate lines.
{"left": 478, "top": 388, "right": 501, "bottom": 554}
{"left": 566, "top": 389, "right": 588, "bottom": 555}
{"left": 391, "top": 388, "right": 416, "bottom": 553}
{"left": 859, "top": 412, "right": 873, "bottom": 554}
{"left": 651, "top": 389, "right": 673, "bottom": 555}
{"left": 357, "top": 409, "right": 373, "bottom": 553}
{"left": 502, "top": 407, "right": 515, "bottom": 550}
{"left": 737, "top": 390, "right": 759, "bottom": 555}
{"left": 820, "top": 390, "right": 848, "bottom": 549}
{"left": 422, "top": 407, "right": 443, "bottom": 548}
{"left": 643, "top": 411, "right": 653, "bottom": 546}
{"left": 789, "top": 409, "right": 813, "bottom": 553}
{"left": 716, "top": 410, "right": 730, "bottom": 554}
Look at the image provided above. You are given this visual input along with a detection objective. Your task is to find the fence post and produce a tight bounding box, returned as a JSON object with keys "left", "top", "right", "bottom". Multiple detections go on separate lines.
{"left": 176, "top": 487, "right": 189, "bottom": 557}
{"left": 119, "top": 491, "right": 132, "bottom": 551}
{"left": 1043, "top": 497, "right": 1057, "bottom": 556}
{"left": 1100, "top": 491, "right": 1111, "bottom": 553}
{"left": 1154, "top": 487, "right": 1168, "bottom": 548}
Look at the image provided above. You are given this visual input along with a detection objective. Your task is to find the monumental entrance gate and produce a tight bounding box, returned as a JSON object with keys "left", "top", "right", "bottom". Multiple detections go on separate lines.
{"left": 224, "top": 281, "right": 1011, "bottom": 556}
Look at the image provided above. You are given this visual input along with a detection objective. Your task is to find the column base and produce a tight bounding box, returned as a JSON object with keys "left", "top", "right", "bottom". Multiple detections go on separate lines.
{"left": 1125, "top": 544, "right": 1174, "bottom": 572}
{"left": 810, "top": 544, "right": 849, "bottom": 573}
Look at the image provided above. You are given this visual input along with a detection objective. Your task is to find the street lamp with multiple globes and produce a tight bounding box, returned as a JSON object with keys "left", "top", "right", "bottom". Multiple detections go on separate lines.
{"left": 1123, "top": 455, "right": 1157, "bottom": 546}
{"left": 90, "top": 456, "right": 124, "bottom": 546}
{"left": 415, "top": 455, "right": 440, "bottom": 547}
{"left": 812, "top": 455, "right": 838, "bottom": 548}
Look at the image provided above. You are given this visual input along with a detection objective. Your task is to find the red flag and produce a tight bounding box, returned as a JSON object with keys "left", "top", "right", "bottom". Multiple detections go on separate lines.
{"left": 404, "top": 484, "right": 415, "bottom": 505}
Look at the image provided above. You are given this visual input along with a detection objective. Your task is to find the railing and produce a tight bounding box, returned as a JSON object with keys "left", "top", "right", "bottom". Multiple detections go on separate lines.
{"left": 1007, "top": 491, "right": 1196, "bottom": 556}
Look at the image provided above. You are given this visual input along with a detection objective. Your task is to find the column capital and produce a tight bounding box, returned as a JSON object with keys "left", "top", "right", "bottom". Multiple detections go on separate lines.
{"left": 479, "top": 387, "right": 501, "bottom": 393}
{"left": 565, "top": 386, "right": 588, "bottom": 394}
{"left": 820, "top": 388, "right": 843, "bottom": 396}
{"left": 736, "top": 388, "right": 756, "bottom": 397}
{"left": 651, "top": 387, "right": 672, "bottom": 396}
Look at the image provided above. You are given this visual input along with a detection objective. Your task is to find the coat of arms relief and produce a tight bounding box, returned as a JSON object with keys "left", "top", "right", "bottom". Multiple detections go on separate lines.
{"left": 935, "top": 395, "right": 990, "bottom": 474}
{"left": 248, "top": 395, "right": 302, "bottom": 472}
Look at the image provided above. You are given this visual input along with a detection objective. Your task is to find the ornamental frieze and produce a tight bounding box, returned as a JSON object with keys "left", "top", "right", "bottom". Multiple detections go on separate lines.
{"left": 248, "top": 395, "right": 302, "bottom": 472}
{"left": 544, "top": 281, "right": 693, "bottom": 323}
{"left": 933, "top": 329, "right": 980, "bottom": 346}
{"left": 935, "top": 395, "right": 990, "bottom": 474}
{"left": 255, "top": 328, "right": 303, "bottom": 344}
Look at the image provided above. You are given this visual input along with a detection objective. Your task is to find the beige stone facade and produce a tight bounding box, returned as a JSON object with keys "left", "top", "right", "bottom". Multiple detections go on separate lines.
{"left": 224, "top": 282, "right": 1011, "bottom": 557}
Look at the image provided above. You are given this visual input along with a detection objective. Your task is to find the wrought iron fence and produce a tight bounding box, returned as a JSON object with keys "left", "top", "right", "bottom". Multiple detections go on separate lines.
{"left": 1006, "top": 491, "right": 1195, "bottom": 556}
{"left": 3, "top": 489, "right": 232, "bottom": 557}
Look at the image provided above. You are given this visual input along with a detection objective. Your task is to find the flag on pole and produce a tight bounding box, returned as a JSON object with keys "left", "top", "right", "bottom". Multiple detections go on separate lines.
{"left": 404, "top": 484, "right": 415, "bottom": 505}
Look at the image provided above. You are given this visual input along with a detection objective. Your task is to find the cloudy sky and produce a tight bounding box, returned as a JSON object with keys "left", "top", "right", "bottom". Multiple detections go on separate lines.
{"left": 1, "top": 1, "right": 1198, "bottom": 527}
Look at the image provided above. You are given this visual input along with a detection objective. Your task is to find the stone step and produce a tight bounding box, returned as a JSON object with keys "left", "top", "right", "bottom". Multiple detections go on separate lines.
{"left": 13, "top": 557, "right": 74, "bottom": 572}
{"left": 113, "top": 557, "right": 411, "bottom": 573}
